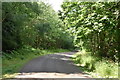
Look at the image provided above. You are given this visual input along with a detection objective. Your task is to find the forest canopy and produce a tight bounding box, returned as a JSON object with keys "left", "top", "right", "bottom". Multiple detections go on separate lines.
{"left": 2, "top": 1, "right": 120, "bottom": 61}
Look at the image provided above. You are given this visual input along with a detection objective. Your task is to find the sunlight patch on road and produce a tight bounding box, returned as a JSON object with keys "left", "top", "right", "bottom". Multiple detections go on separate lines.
{"left": 60, "top": 58, "right": 70, "bottom": 61}
{"left": 56, "top": 53, "right": 74, "bottom": 58}
{"left": 14, "top": 72, "right": 90, "bottom": 78}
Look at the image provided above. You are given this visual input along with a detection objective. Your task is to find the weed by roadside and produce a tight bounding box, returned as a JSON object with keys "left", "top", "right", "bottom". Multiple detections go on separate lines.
{"left": 72, "top": 50, "right": 118, "bottom": 78}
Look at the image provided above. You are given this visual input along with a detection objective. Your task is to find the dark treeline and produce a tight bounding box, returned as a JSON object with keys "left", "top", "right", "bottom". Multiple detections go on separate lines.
{"left": 2, "top": 2, "right": 74, "bottom": 52}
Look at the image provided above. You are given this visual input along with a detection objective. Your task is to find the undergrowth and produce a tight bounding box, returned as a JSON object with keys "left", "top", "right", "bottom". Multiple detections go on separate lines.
{"left": 72, "top": 50, "right": 118, "bottom": 78}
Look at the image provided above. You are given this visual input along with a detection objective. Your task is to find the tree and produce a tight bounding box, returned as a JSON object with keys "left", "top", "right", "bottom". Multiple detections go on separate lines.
{"left": 2, "top": 2, "right": 74, "bottom": 52}
{"left": 59, "top": 1, "right": 119, "bottom": 61}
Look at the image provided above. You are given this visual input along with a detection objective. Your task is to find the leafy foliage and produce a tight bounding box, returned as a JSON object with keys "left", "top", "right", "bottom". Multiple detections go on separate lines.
{"left": 59, "top": 1, "right": 120, "bottom": 61}
{"left": 59, "top": 1, "right": 119, "bottom": 78}
{"left": 2, "top": 2, "right": 74, "bottom": 52}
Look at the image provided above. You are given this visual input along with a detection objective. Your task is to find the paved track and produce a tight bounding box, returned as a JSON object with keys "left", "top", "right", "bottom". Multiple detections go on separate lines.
{"left": 16, "top": 52, "right": 90, "bottom": 78}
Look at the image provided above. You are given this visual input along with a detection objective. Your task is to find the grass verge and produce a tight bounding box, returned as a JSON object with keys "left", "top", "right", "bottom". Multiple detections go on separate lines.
{"left": 2, "top": 46, "right": 69, "bottom": 78}
{"left": 72, "top": 50, "right": 118, "bottom": 78}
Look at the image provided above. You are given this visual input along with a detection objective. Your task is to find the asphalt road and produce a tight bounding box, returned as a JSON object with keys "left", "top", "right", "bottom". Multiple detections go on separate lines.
{"left": 17, "top": 52, "right": 90, "bottom": 78}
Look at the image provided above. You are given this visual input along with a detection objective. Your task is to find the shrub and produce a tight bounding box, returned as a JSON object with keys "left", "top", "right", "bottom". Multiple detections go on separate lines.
{"left": 73, "top": 50, "right": 118, "bottom": 78}
{"left": 94, "top": 60, "right": 118, "bottom": 78}
{"left": 73, "top": 50, "right": 97, "bottom": 71}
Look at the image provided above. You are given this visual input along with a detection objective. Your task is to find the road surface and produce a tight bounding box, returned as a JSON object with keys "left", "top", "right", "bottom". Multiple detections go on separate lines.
{"left": 16, "top": 52, "right": 91, "bottom": 78}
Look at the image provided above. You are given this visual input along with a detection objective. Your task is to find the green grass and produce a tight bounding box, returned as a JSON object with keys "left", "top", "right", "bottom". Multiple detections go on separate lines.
{"left": 72, "top": 50, "right": 118, "bottom": 78}
{"left": 2, "top": 46, "right": 69, "bottom": 78}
